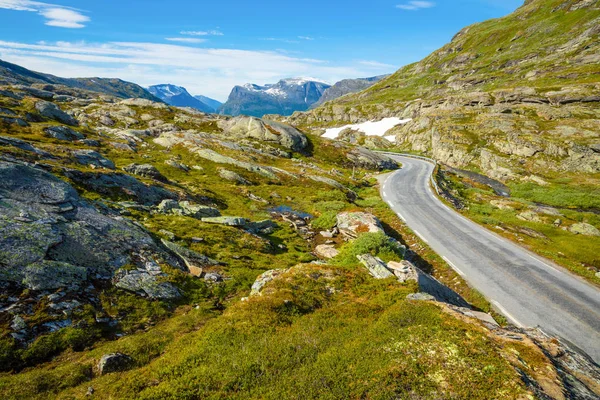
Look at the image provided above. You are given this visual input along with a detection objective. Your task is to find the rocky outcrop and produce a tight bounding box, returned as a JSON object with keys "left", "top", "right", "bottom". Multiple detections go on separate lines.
{"left": 73, "top": 150, "right": 115, "bottom": 170}
{"left": 114, "top": 261, "right": 181, "bottom": 299}
{"left": 336, "top": 212, "right": 385, "bottom": 239}
{"left": 0, "top": 161, "right": 178, "bottom": 289}
{"left": 44, "top": 126, "right": 85, "bottom": 141}
{"left": 201, "top": 216, "right": 248, "bottom": 227}
{"left": 161, "top": 240, "right": 220, "bottom": 277}
{"left": 346, "top": 147, "right": 398, "bottom": 170}
{"left": 218, "top": 169, "right": 251, "bottom": 185}
{"left": 123, "top": 163, "right": 167, "bottom": 182}
{"left": 35, "top": 100, "right": 78, "bottom": 126}
{"left": 218, "top": 116, "right": 308, "bottom": 152}
{"left": 357, "top": 254, "right": 395, "bottom": 279}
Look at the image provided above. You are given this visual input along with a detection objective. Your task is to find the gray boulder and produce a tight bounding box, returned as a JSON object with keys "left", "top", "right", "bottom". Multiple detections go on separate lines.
{"left": 568, "top": 222, "right": 600, "bottom": 237}
{"left": 315, "top": 244, "right": 339, "bottom": 259}
{"left": 35, "top": 100, "right": 78, "bottom": 126}
{"left": 161, "top": 240, "right": 220, "bottom": 277}
{"left": 73, "top": 150, "right": 115, "bottom": 169}
{"left": 23, "top": 261, "right": 87, "bottom": 291}
{"left": 0, "top": 136, "right": 52, "bottom": 157}
{"left": 219, "top": 116, "right": 308, "bottom": 152}
{"left": 386, "top": 261, "right": 419, "bottom": 283}
{"left": 114, "top": 263, "right": 180, "bottom": 300}
{"left": 98, "top": 353, "right": 133, "bottom": 375}
{"left": 44, "top": 126, "right": 85, "bottom": 141}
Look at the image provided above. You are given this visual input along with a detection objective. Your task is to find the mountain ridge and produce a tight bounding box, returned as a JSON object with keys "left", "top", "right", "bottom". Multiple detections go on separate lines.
{"left": 147, "top": 84, "right": 214, "bottom": 113}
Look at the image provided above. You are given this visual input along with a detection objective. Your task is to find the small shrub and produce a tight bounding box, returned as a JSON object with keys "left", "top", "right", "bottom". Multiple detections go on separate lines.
{"left": 334, "top": 232, "right": 404, "bottom": 267}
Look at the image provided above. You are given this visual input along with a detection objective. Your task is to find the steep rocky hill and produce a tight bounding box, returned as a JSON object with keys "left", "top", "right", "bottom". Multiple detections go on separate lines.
{"left": 280, "top": 0, "right": 600, "bottom": 283}
{"left": 311, "top": 75, "right": 389, "bottom": 108}
{"left": 219, "top": 78, "right": 331, "bottom": 117}
{"left": 194, "top": 94, "right": 222, "bottom": 112}
{"left": 1, "top": 61, "right": 599, "bottom": 398}
{"left": 148, "top": 84, "right": 214, "bottom": 113}
{"left": 0, "top": 59, "right": 160, "bottom": 102}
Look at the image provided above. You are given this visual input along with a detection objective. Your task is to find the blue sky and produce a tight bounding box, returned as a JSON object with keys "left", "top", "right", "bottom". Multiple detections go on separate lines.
{"left": 0, "top": 0, "right": 523, "bottom": 101}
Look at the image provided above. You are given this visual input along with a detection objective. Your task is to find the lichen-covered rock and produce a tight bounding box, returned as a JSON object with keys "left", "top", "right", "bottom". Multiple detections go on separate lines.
{"left": 44, "top": 126, "right": 85, "bottom": 141}
{"left": 23, "top": 261, "right": 87, "bottom": 291}
{"left": 73, "top": 149, "right": 115, "bottom": 169}
{"left": 63, "top": 170, "right": 176, "bottom": 206}
{"left": 0, "top": 136, "right": 52, "bottom": 157}
{"left": 218, "top": 169, "right": 251, "bottom": 185}
{"left": 568, "top": 222, "right": 600, "bottom": 237}
{"left": 156, "top": 200, "right": 221, "bottom": 219}
{"left": 357, "top": 254, "right": 395, "bottom": 279}
{"left": 219, "top": 116, "right": 308, "bottom": 152}
{"left": 35, "top": 100, "right": 78, "bottom": 126}
{"left": 201, "top": 216, "right": 248, "bottom": 227}
{"left": 386, "top": 260, "right": 419, "bottom": 283}
{"left": 114, "top": 265, "right": 180, "bottom": 299}
{"left": 123, "top": 163, "right": 167, "bottom": 181}
{"left": 98, "top": 353, "right": 133, "bottom": 375}
{"left": 250, "top": 269, "right": 287, "bottom": 296}
{"left": 336, "top": 212, "right": 385, "bottom": 239}
{"left": 315, "top": 244, "right": 339, "bottom": 259}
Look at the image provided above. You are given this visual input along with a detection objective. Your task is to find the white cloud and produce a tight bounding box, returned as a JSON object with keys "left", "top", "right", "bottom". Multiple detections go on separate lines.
{"left": 165, "top": 37, "right": 206, "bottom": 44}
{"left": 359, "top": 60, "right": 395, "bottom": 69}
{"left": 0, "top": 0, "right": 89, "bottom": 28}
{"left": 396, "top": 1, "right": 435, "bottom": 10}
{"left": 180, "top": 30, "right": 223, "bottom": 36}
{"left": 298, "top": 36, "right": 314, "bottom": 41}
{"left": 0, "top": 40, "right": 386, "bottom": 101}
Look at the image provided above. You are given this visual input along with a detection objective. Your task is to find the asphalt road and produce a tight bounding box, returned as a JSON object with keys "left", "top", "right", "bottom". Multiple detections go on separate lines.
{"left": 381, "top": 154, "right": 600, "bottom": 363}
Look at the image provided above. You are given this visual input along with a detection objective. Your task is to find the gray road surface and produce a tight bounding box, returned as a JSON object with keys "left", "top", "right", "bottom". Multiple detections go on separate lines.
{"left": 381, "top": 154, "right": 600, "bottom": 363}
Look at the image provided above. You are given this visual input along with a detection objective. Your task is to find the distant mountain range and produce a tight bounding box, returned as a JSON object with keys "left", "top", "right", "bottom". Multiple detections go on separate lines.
{"left": 147, "top": 84, "right": 222, "bottom": 113}
{"left": 0, "top": 59, "right": 160, "bottom": 101}
{"left": 311, "top": 75, "right": 390, "bottom": 108}
{"left": 218, "top": 78, "right": 331, "bottom": 117}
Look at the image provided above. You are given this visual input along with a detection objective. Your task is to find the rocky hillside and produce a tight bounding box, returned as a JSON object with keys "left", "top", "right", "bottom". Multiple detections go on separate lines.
{"left": 311, "top": 75, "right": 389, "bottom": 108}
{"left": 219, "top": 78, "right": 331, "bottom": 117}
{"left": 147, "top": 84, "right": 215, "bottom": 113}
{"left": 279, "top": 0, "right": 600, "bottom": 282}
{"left": 0, "top": 59, "right": 160, "bottom": 102}
{"left": 1, "top": 62, "right": 599, "bottom": 398}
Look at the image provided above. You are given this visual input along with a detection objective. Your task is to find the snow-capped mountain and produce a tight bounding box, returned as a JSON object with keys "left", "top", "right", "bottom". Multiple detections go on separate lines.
{"left": 147, "top": 84, "right": 214, "bottom": 113}
{"left": 219, "top": 78, "right": 331, "bottom": 117}
{"left": 311, "top": 75, "right": 390, "bottom": 108}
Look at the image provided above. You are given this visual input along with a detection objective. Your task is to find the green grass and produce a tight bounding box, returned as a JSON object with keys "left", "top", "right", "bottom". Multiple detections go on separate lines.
{"left": 509, "top": 182, "right": 600, "bottom": 210}
{"left": 0, "top": 265, "right": 528, "bottom": 400}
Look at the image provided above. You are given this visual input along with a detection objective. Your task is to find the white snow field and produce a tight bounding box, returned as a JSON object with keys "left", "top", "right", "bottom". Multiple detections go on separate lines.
{"left": 322, "top": 117, "right": 412, "bottom": 140}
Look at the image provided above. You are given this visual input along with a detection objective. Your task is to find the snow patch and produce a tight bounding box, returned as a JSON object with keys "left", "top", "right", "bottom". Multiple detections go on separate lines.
{"left": 383, "top": 135, "right": 397, "bottom": 142}
{"left": 323, "top": 118, "right": 412, "bottom": 140}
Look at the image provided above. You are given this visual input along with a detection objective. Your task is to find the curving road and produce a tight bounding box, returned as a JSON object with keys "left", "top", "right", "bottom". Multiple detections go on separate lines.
{"left": 381, "top": 154, "right": 600, "bottom": 363}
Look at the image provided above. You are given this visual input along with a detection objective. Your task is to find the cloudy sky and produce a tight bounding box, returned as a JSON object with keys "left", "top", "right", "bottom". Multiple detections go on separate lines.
{"left": 0, "top": 0, "right": 523, "bottom": 101}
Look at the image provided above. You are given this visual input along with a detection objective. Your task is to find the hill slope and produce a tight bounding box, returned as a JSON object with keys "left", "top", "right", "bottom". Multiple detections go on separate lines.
{"left": 311, "top": 75, "right": 389, "bottom": 108}
{"left": 0, "top": 59, "right": 160, "bottom": 101}
{"left": 194, "top": 94, "right": 222, "bottom": 112}
{"left": 283, "top": 0, "right": 600, "bottom": 284}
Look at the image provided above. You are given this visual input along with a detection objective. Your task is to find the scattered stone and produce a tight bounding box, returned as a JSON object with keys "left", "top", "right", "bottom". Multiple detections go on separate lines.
{"left": 517, "top": 210, "right": 543, "bottom": 223}
{"left": 337, "top": 212, "right": 385, "bottom": 239}
{"left": 98, "top": 353, "right": 133, "bottom": 375}
{"left": 114, "top": 267, "right": 180, "bottom": 299}
{"left": 44, "top": 126, "right": 85, "bottom": 141}
{"left": 11, "top": 315, "right": 26, "bottom": 331}
{"left": 357, "top": 254, "right": 395, "bottom": 279}
{"left": 0, "top": 136, "right": 52, "bottom": 157}
{"left": 159, "top": 229, "right": 176, "bottom": 241}
{"left": 320, "top": 230, "right": 334, "bottom": 238}
{"left": 387, "top": 260, "right": 419, "bottom": 283}
{"left": 204, "top": 272, "right": 223, "bottom": 282}
{"left": 165, "top": 159, "right": 190, "bottom": 171}
{"left": 315, "top": 244, "right": 339, "bottom": 259}
{"left": 73, "top": 150, "right": 115, "bottom": 169}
